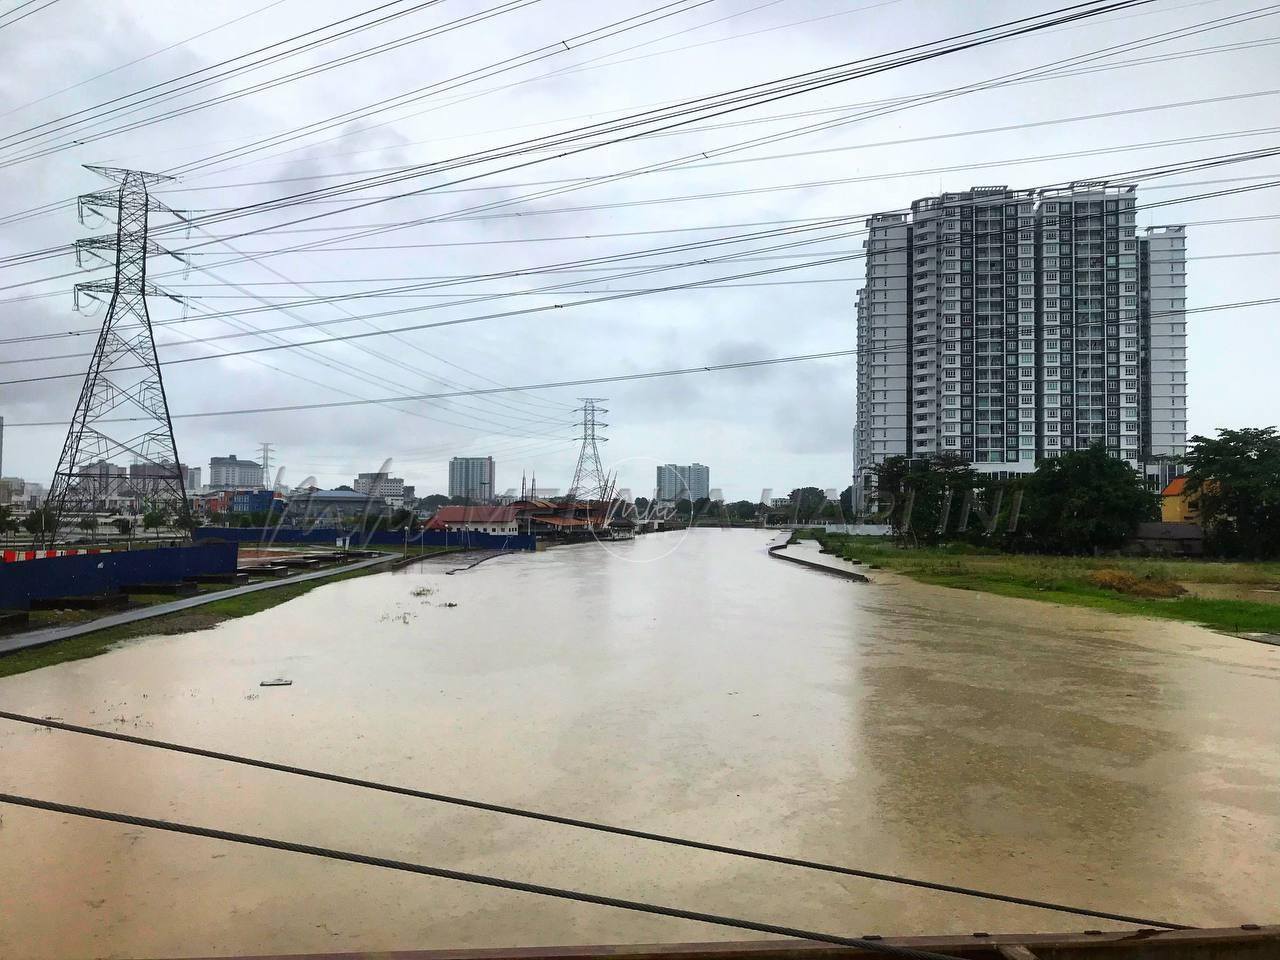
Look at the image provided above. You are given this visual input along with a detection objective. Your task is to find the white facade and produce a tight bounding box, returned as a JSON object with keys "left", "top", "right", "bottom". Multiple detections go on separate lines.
{"left": 354, "top": 471, "right": 406, "bottom": 505}
{"left": 854, "top": 214, "right": 911, "bottom": 478}
{"left": 209, "top": 455, "right": 263, "bottom": 490}
{"left": 1140, "top": 226, "right": 1189, "bottom": 484}
{"left": 655, "top": 463, "right": 710, "bottom": 501}
{"left": 854, "top": 183, "right": 1185, "bottom": 491}
{"left": 448, "top": 457, "right": 495, "bottom": 501}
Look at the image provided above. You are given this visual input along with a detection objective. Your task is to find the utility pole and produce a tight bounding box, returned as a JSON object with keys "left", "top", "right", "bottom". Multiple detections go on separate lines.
{"left": 44, "top": 166, "right": 189, "bottom": 547}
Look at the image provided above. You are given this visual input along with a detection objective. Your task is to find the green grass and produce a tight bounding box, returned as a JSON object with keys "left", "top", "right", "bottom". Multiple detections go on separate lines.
{"left": 0, "top": 564, "right": 390, "bottom": 680}
{"left": 797, "top": 531, "right": 1280, "bottom": 635}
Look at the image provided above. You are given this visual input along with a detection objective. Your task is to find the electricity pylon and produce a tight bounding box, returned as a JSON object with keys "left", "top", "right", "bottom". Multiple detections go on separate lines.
{"left": 43, "top": 166, "right": 189, "bottom": 544}
{"left": 565, "top": 398, "right": 611, "bottom": 504}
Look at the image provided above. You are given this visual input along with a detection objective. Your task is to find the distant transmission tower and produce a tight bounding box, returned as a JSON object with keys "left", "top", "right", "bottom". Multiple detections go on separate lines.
{"left": 259, "top": 442, "right": 274, "bottom": 488}
{"left": 44, "top": 166, "right": 189, "bottom": 544}
{"left": 565, "top": 398, "right": 611, "bottom": 503}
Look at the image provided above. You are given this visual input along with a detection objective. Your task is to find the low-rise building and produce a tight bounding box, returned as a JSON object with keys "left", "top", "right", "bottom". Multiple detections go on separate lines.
{"left": 425, "top": 505, "right": 519, "bottom": 535}
{"left": 354, "top": 471, "right": 405, "bottom": 503}
{"left": 1161, "top": 476, "right": 1213, "bottom": 523}
{"left": 232, "top": 489, "right": 285, "bottom": 515}
{"left": 285, "top": 488, "right": 388, "bottom": 523}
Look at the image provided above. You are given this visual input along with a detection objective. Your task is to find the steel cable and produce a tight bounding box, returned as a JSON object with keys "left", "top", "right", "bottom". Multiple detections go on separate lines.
{"left": 0, "top": 791, "right": 976, "bottom": 960}
{"left": 0, "top": 710, "right": 1188, "bottom": 930}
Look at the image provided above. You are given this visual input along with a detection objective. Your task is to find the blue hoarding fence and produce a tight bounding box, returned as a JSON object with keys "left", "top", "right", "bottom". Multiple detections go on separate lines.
{"left": 0, "top": 543, "right": 239, "bottom": 611}
{"left": 193, "top": 526, "right": 535, "bottom": 552}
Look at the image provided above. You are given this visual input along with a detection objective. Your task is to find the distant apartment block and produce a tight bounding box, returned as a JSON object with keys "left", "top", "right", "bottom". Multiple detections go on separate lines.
{"left": 854, "top": 183, "right": 1187, "bottom": 495}
{"left": 656, "top": 463, "right": 710, "bottom": 502}
{"left": 448, "top": 456, "right": 495, "bottom": 502}
{"left": 209, "top": 455, "right": 263, "bottom": 490}
{"left": 354, "top": 471, "right": 407, "bottom": 506}
{"left": 128, "top": 461, "right": 198, "bottom": 492}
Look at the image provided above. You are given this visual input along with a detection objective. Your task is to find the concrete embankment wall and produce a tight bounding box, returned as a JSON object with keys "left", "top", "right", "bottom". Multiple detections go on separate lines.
{"left": 767, "top": 542, "right": 869, "bottom": 582}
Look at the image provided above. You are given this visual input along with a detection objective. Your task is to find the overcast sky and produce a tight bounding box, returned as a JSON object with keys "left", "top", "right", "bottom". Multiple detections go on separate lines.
{"left": 1, "top": 0, "right": 1277, "bottom": 501}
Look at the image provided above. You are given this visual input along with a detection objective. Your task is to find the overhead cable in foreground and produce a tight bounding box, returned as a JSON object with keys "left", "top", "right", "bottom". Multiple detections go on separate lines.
{"left": 0, "top": 791, "right": 974, "bottom": 960}
{"left": 0, "top": 710, "right": 1188, "bottom": 930}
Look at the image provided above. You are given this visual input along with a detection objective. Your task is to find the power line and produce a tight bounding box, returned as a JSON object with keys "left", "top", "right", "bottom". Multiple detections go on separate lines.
{"left": 0, "top": 791, "right": 975, "bottom": 960}
{"left": 3, "top": 9, "right": 1273, "bottom": 239}
{"left": 144, "top": 0, "right": 1171, "bottom": 242}
{"left": 0, "top": 9, "right": 1265, "bottom": 268}
{"left": 4, "top": 0, "right": 554, "bottom": 170}
{"left": 0, "top": 0, "right": 450, "bottom": 153}
{"left": 0, "top": 0, "right": 293, "bottom": 120}
{"left": 1, "top": 172, "right": 1270, "bottom": 363}
{"left": 0, "top": 709, "right": 1188, "bottom": 930}
{"left": 0, "top": 0, "right": 705, "bottom": 170}
{"left": 2, "top": 348, "right": 863, "bottom": 426}
{"left": 0, "top": 0, "right": 59, "bottom": 31}
{"left": 158, "top": 31, "right": 1280, "bottom": 192}
{"left": 7, "top": 118, "right": 1273, "bottom": 277}
{"left": 5, "top": 28, "right": 1270, "bottom": 234}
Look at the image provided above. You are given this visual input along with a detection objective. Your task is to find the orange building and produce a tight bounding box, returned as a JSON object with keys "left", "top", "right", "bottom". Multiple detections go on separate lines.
{"left": 1160, "top": 476, "right": 1208, "bottom": 524}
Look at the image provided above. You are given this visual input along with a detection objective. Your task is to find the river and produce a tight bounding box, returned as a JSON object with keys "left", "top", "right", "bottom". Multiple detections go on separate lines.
{"left": 1, "top": 529, "right": 1277, "bottom": 959}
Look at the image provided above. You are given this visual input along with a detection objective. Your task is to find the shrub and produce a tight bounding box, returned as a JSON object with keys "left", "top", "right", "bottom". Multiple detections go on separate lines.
{"left": 1088, "top": 568, "right": 1186, "bottom": 599}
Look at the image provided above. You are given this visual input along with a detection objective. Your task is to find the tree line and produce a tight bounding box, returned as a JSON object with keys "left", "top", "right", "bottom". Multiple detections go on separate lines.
{"left": 866, "top": 427, "right": 1280, "bottom": 559}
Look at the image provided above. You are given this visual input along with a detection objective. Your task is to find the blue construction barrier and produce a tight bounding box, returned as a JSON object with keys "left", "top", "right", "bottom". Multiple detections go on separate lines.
{"left": 193, "top": 526, "right": 536, "bottom": 552}
{"left": 0, "top": 543, "right": 239, "bottom": 611}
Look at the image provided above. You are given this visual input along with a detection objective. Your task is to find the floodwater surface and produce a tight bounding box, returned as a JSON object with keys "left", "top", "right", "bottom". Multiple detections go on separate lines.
{"left": 1, "top": 530, "right": 1277, "bottom": 959}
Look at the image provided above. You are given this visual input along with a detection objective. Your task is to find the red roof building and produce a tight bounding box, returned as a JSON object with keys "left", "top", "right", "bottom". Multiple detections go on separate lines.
{"left": 424, "top": 506, "right": 520, "bottom": 533}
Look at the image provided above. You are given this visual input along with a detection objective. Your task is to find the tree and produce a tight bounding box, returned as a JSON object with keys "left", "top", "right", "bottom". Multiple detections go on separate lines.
{"left": 0, "top": 505, "right": 17, "bottom": 543}
{"left": 22, "top": 505, "right": 56, "bottom": 537}
{"left": 359, "top": 512, "right": 388, "bottom": 533}
{"left": 692, "top": 496, "right": 711, "bottom": 518}
{"left": 142, "top": 509, "right": 167, "bottom": 537}
{"left": 1183, "top": 426, "right": 1280, "bottom": 559}
{"left": 839, "top": 485, "right": 854, "bottom": 521}
{"left": 173, "top": 512, "right": 200, "bottom": 535}
{"left": 421, "top": 494, "right": 450, "bottom": 511}
{"left": 1017, "top": 445, "right": 1155, "bottom": 554}
{"left": 673, "top": 498, "right": 693, "bottom": 517}
{"left": 449, "top": 495, "right": 475, "bottom": 506}
{"left": 112, "top": 518, "right": 133, "bottom": 536}
{"left": 634, "top": 496, "right": 651, "bottom": 516}
{"left": 727, "top": 500, "right": 757, "bottom": 522}
{"left": 77, "top": 516, "right": 99, "bottom": 536}
{"left": 871, "top": 454, "right": 978, "bottom": 544}
{"left": 787, "top": 487, "right": 827, "bottom": 524}
{"left": 334, "top": 484, "right": 355, "bottom": 492}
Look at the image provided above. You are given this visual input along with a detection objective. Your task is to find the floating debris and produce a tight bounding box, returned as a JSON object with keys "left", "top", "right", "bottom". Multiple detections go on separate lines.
{"left": 259, "top": 678, "right": 292, "bottom": 687}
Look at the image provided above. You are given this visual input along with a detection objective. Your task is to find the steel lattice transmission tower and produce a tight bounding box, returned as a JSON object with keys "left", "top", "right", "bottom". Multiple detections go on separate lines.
{"left": 565, "top": 398, "right": 611, "bottom": 503}
{"left": 43, "top": 166, "right": 189, "bottom": 545}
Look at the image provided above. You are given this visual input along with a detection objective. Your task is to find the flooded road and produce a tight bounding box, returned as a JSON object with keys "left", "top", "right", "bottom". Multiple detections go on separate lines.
{"left": 1, "top": 529, "right": 1277, "bottom": 959}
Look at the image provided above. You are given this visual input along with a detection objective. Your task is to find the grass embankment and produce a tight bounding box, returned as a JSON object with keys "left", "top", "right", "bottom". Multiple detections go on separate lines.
{"left": 0, "top": 547, "right": 457, "bottom": 680}
{"left": 797, "top": 532, "right": 1280, "bottom": 635}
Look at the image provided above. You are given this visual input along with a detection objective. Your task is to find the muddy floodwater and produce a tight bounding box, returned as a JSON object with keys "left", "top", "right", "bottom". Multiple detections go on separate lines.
{"left": 1, "top": 530, "right": 1278, "bottom": 959}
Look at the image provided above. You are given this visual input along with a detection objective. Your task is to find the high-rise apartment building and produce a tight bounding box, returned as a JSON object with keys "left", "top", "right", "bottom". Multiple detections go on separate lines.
{"left": 854, "top": 183, "right": 1186, "bottom": 497}
{"left": 655, "top": 463, "right": 710, "bottom": 502}
{"left": 448, "top": 456, "right": 495, "bottom": 502}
